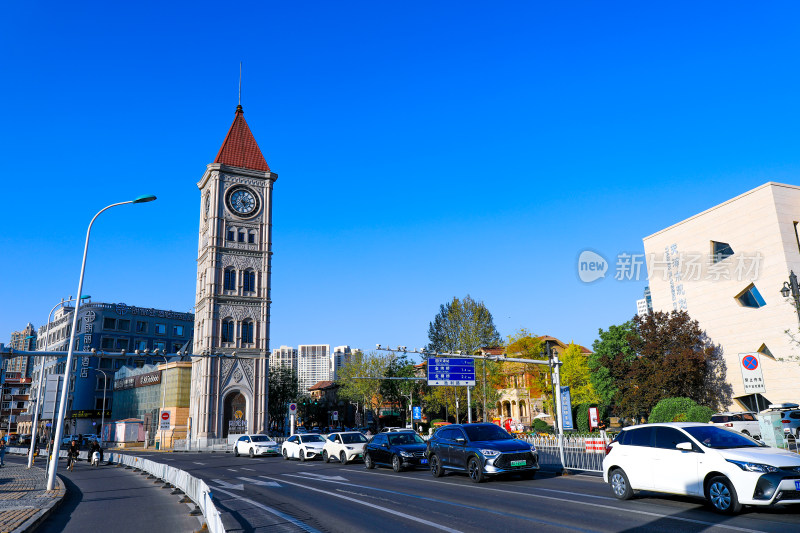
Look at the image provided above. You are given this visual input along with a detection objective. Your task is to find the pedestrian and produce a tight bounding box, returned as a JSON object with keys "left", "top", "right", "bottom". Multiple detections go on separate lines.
{"left": 0, "top": 436, "right": 6, "bottom": 467}
{"left": 597, "top": 419, "right": 608, "bottom": 441}
{"left": 67, "top": 439, "right": 80, "bottom": 471}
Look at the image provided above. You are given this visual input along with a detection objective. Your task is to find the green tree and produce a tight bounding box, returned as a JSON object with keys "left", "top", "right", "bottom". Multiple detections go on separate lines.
{"left": 267, "top": 366, "right": 299, "bottom": 432}
{"left": 648, "top": 397, "right": 712, "bottom": 423}
{"left": 424, "top": 295, "right": 502, "bottom": 422}
{"left": 381, "top": 352, "right": 419, "bottom": 426}
{"left": 336, "top": 350, "right": 390, "bottom": 425}
{"left": 588, "top": 321, "right": 637, "bottom": 408}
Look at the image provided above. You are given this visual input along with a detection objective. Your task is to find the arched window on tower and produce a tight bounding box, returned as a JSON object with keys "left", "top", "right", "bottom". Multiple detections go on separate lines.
{"left": 248, "top": 231, "right": 256, "bottom": 244}
{"left": 221, "top": 319, "right": 235, "bottom": 344}
{"left": 238, "top": 230, "right": 246, "bottom": 243}
{"left": 224, "top": 268, "right": 236, "bottom": 291}
{"left": 243, "top": 270, "right": 256, "bottom": 293}
{"left": 227, "top": 227, "right": 235, "bottom": 241}
{"left": 241, "top": 320, "right": 254, "bottom": 345}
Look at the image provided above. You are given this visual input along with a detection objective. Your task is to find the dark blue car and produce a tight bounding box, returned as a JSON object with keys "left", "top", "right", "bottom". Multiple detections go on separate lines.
{"left": 364, "top": 432, "right": 428, "bottom": 472}
{"left": 427, "top": 423, "right": 539, "bottom": 482}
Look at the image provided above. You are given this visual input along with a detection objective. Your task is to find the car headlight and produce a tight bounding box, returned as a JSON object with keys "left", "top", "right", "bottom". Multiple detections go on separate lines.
{"left": 345, "top": 446, "right": 354, "bottom": 450}
{"left": 727, "top": 459, "right": 779, "bottom": 473}
{"left": 480, "top": 449, "right": 500, "bottom": 457}
{"left": 399, "top": 451, "right": 413, "bottom": 458}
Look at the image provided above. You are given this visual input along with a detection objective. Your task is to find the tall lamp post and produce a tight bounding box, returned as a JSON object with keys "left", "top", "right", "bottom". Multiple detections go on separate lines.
{"left": 780, "top": 270, "right": 800, "bottom": 326}
{"left": 28, "top": 295, "right": 90, "bottom": 468}
{"left": 46, "top": 194, "right": 156, "bottom": 491}
{"left": 93, "top": 369, "right": 110, "bottom": 448}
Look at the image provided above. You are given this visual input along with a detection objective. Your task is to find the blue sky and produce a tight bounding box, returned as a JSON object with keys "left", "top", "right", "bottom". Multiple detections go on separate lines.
{"left": 3, "top": 2, "right": 800, "bottom": 360}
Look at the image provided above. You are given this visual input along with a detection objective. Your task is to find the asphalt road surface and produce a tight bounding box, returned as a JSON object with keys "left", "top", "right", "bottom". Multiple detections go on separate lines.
{"left": 128, "top": 451, "right": 800, "bottom": 533}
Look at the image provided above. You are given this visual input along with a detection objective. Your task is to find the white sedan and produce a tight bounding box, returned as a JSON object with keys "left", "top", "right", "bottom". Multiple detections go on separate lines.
{"left": 281, "top": 433, "right": 326, "bottom": 461}
{"left": 234, "top": 434, "right": 280, "bottom": 457}
{"left": 322, "top": 431, "right": 369, "bottom": 464}
{"left": 604, "top": 422, "right": 800, "bottom": 514}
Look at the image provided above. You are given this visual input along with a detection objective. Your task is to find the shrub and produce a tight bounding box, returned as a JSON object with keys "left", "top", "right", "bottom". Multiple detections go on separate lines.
{"left": 573, "top": 403, "right": 608, "bottom": 432}
{"left": 686, "top": 404, "right": 714, "bottom": 423}
{"left": 532, "top": 419, "right": 553, "bottom": 434}
{"left": 648, "top": 397, "right": 702, "bottom": 423}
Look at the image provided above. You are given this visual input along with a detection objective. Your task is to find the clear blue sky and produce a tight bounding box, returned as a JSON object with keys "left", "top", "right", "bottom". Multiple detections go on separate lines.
{"left": 3, "top": 2, "right": 800, "bottom": 359}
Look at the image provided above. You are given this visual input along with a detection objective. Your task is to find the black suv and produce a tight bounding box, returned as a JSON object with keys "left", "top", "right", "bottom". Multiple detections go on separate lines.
{"left": 427, "top": 423, "right": 539, "bottom": 483}
{"left": 364, "top": 432, "right": 428, "bottom": 472}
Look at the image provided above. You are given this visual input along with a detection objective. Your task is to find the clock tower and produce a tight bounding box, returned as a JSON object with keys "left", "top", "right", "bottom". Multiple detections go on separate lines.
{"left": 190, "top": 104, "right": 277, "bottom": 443}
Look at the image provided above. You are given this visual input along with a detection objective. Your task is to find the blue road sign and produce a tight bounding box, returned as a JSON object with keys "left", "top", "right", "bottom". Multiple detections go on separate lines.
{"left": 427, "top": 357, "right": 476, "bottom": 386}
{"left": 560, "top": 386, "right": 574, "bottom": 431}
{"left": 742, "top": 355, "right": 758, "bottom": 370}
{"left": 412, "top": 406, "right": 422, "bottom": 420}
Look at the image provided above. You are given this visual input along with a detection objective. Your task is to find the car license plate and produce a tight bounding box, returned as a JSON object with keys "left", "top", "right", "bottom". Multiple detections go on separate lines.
{"left": 510, "top": 460, "right": 527, "bottom": 467}
{"left": 421, "top": 458, "right": 428, "bottom": 464}
{"left": 796, "top": 480, "right": 800, "bottom": 490}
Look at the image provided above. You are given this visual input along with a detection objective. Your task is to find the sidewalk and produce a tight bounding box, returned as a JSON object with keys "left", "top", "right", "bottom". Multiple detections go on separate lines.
{"left": 0, "top": 457, "right": 65, "bottom": 533}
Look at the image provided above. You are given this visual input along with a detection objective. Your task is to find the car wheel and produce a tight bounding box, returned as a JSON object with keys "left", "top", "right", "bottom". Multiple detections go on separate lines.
{"left": 430, "top": 454, "right": 444, "bottom": 478}
{"left": 468, "top": 457, "right": 485, "bottom": 483}
{"left": 706, "top": 476, "right": 741, "bottom": 514}
{"left": 249, "top": 448, "right": 255, "bottom": 458}
{"left": 282, "top": 449, "right": 289, "bottom": 460}
{"left": 364, "top": 453, "right": 375, "bottom": 469}
{"left": 392, "top": 455, "right": 403, "bottom": 473}
{"left": 300, "top": 450, "right": 306, "bottom": 462}
{"left": 609, "top": 468, "right": 634, "bottom": 500}
{"left": 340, "top": 451, "right": 348, "bottom": 465}
{"left": 323, "top": 450, "right": 330, "bottom": 463}
{"left": 234, "top": 447, "right": 240, "bottom": 457}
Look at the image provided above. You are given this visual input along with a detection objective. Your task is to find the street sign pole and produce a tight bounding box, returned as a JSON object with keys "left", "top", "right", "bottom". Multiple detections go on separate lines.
{"left": 466, "top": 386, "right": 472, "bottom": 423}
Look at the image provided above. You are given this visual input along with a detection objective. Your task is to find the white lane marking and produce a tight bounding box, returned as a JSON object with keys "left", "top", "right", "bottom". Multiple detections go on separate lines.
{"left": 212, "top": 479, "right": 245, "bottom": 490}
{"left": 290, "top": 472, "right": 348, "bottom": 481}
{"left": 192, "top": 462, "right": 206, "bottom": 465}
{"left": 239, "top": 476, "right": 281, "bottom": 487}
{"left": 241, "top": 467, "right": 256, "bottom": 471}
{"left": 227, "top": 468, "right": 238, "bottom": 472}
{"left": 260, "top": 475, "right": 462, "bottom": 533}
{"left": 353, "top": 471, "right": 762, "bottom": 533}
{"left": 212, "top": 486, "right": 321, "bottom": 533}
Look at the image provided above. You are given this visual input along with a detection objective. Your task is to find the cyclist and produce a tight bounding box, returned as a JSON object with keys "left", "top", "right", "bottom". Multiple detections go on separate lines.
{"left": 67, "top": 440, "right": 80, "bottom": 471}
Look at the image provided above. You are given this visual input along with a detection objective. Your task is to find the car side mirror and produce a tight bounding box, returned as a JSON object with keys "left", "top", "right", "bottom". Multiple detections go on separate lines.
{"left": 382, "top": 443, "right": 388, "bottom": 448}
{"left": 675, "top": 442, "right": 693, "bottom": 452}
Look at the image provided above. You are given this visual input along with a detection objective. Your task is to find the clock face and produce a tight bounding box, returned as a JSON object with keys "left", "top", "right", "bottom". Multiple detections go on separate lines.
{"left": 226, "top": 187, "right": 258, "bottom": 216}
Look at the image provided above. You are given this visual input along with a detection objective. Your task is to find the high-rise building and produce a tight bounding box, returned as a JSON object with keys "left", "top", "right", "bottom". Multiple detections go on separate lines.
{"left": 7, "top": 323, "right": 36, "bottom": 375}
{"left": 190, "top": 103, "right": 277, "bottom": 442}
{"left": 270, "top": 345, "right": 298, "bottom": 373}
{"left": 636, "top": 286, "right": 653, "bottom": 317}
{"left": 298, "top": 345, "right": 331, "bottom": 393}
{"left": 331, "top": 345, "right": 353, "bottom": 381}
{"left": 643, "top": 182, "right": 800, "bottom": 412}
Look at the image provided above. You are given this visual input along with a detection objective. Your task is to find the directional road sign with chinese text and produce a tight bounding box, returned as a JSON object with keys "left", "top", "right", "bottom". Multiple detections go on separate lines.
{"left": 427, "top": 358, "right": 475, "bottom": 386}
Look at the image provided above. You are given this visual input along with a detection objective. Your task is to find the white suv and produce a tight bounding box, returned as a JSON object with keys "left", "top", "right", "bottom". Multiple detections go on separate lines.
{"left": 322, "top": 431, "right": 369, "bottom": 464}
{"left": 710, "top": 412, "right": 761, "bottom": 439}
{"left": 603, "top": 422, "right": 800, "bottom": 514}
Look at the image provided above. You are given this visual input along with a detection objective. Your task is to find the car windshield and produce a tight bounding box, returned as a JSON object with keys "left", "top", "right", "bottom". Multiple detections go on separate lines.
{"left": 463, "top": 424, "right": 513, "bottom": 441}
{"left": 300, "top": 435, "right": 325, "bottom": 443}
{"left": 683, "top": 426, "right": 763, "bottom": 449}
{"left": 388, "top": 433, "right": 425, "bottom": 446}
{"left": 250, "top": 436, "right": 273, "bottom": 443}
{"left": 341, "top": 433, "right": 368, "bottom": 444}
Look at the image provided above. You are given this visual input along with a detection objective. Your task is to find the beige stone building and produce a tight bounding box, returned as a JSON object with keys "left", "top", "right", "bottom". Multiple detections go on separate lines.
{"left": 643, "top": 182, "right": 800, "bottom": 412}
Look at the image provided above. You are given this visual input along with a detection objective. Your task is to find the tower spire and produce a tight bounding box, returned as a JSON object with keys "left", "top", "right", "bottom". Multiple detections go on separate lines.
{"left": 238, "top": 61, "right": 242, "bottom": 109}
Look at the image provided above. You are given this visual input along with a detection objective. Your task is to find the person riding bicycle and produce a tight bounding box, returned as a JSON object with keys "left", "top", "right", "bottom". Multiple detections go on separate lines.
{"left": 67, "top": 439, "right": 80, "bottom": 471}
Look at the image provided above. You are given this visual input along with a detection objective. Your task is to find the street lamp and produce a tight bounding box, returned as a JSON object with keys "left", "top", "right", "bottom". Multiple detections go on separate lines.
{"left": 46, "top": 194, "right": 156, "bottom": 491}
{"left": 27, "top": 295, "right": 90, "bottom": 468}
{"left": 780, "top": 270, "right": 800, "bottom": 325}
{"left": 92, "top": 368, "right": 110, "bottom": 448}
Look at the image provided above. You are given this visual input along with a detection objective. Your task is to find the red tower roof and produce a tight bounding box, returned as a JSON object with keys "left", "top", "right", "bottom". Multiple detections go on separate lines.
{"left": 214, "top": 105, "right": 271, "bottom": 172}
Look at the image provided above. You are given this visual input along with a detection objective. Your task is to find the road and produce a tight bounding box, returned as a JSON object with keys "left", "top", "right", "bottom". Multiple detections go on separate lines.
{"left": 127, "top": 451, "right": 800, "bottom": 533}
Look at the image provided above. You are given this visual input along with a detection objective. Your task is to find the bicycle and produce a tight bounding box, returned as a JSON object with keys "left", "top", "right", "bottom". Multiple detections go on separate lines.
{"left": 67, "top": 452, "right": 78, "bottom": 471}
